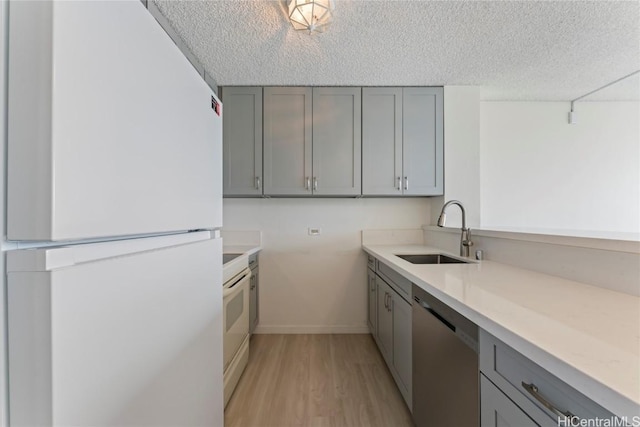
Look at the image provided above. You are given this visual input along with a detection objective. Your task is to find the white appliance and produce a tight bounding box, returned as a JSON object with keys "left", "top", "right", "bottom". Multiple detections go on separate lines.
{"left": 222, "top": 254, "right": 251, "bottom": 407}
{"left": 5, "top": 1, "right": 224, "bottom": 425}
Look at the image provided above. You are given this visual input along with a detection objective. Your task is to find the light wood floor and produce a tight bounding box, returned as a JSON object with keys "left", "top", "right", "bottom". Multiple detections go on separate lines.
{"left": 224, "top": 334, "right": 414, "bottom": 427}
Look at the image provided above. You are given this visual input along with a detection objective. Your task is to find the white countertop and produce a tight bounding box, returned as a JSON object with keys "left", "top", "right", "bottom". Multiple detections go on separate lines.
{"left": 222, "top": 245, "right": 261, "bottom": 283}
{"left": 363, "top": 244, "right": 640, "bottom": 418}
{"left": 223, "top": 245, "right": 261, "bottom": 257}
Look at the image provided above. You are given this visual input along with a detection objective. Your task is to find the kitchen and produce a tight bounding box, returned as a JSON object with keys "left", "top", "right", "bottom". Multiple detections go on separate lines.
{"left": 0, "top": 1, "right": 638, "bottom": 427}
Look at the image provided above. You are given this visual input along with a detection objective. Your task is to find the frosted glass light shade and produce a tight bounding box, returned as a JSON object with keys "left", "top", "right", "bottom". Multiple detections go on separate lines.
{"left": 288, "top": 0, "right": 335, "bottom": 33}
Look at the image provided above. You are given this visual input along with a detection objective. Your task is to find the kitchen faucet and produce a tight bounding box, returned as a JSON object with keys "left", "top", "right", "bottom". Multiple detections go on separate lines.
{"left": 437, "top": 200, "right": 473, "bottom": 257}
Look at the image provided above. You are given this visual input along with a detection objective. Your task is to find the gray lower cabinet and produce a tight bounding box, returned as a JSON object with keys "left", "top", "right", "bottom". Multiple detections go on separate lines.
{"left": 220, "top": 87, "right": 263, "bottom": 196}
{"left": 263, "top": 86, "right": 362, "bottom": 196}
{"left": 376, "top": 276, "right": 394, "bottom": 364}
{"left": 481, "top": 375, "right": 538, "bottom": 427}
{"left": 249, "top": 253, "right": 259, "bottom": 334}
{"left": 367, "top": 265, "right": 377, "bottom": 334}
{"left": 362, "top": 87, "right": 443, "bottom": 196}
{"left": 374, "top": 269, "right": 412, "bottom": 411}
{"left": 479, "top": 330, "right": 618, "bottom": 427}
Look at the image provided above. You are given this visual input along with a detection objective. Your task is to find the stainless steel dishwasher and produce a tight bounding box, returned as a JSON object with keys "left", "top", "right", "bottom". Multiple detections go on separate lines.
{"left": 412, "top": 284, "right": 479, "bottom": 427}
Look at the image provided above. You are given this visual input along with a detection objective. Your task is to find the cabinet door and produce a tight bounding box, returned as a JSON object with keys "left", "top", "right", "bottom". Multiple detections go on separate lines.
{"left": 312, "top": 87, "right": 362, "bottom": 195}
{"left": 367, "top": 268, "right": 377, "bottom": 335}
{"left": 362, "top": 88, "right": 403, "bottom": 195}
{"left": 481, "top": 375, "right": 539, "bottom": 427}
{"left": 376, "top": 276, "right": 393, "bottom": 366}
{"left": 402, "top": 87, "right": 443, "bottom": 196}
{"left": 221, "top": 87, "right": 263, "bottom": 196}
{"left": 392, "top": 294, "right": 412, "bottom": 407}
{"left": 249, "top": 272, "right": 258, "bottom": 334}
{"left": 263, "top": 87, "right": 312, "bottom": 195}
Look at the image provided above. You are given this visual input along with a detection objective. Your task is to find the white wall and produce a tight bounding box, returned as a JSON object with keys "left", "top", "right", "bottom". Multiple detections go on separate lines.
{"left": 223, "top": 198, "right": 431, "bottom": 333}
{"left": 433, "top": 86, "right": 481, "bottom": 228}
{"left": 480, "top": 101, "right": 640, "bottom": 239}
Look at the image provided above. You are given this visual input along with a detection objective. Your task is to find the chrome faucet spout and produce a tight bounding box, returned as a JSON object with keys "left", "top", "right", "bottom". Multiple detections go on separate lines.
{"left": 437, "top": 200, "right": 473, "bottom": 257}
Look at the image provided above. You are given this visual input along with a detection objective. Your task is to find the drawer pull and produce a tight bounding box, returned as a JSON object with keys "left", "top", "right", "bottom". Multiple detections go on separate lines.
{"left": 521, "top": 382, "right": 576, "bottom": 419}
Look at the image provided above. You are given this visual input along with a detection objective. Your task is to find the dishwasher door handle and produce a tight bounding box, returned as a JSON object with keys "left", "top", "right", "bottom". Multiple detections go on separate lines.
{"left": 417, "top": 298, "right": 456, "bottom": 333}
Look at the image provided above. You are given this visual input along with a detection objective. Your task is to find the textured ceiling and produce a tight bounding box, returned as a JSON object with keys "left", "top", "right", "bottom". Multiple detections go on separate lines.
{"left": 152, "top": 0, "right": 640, "bottom": 101}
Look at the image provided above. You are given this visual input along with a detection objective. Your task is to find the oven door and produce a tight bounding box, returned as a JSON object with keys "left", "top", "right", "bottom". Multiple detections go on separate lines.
{"left": 223, "top": 268, "right": 251, "bottom": 371}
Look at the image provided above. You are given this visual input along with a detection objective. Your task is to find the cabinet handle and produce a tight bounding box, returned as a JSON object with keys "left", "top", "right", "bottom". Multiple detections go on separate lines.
{"left": 313, "top": 177, "right": 318, "bottom": 191}
{"left": 521, "top": 382, "right": 576, "bottom": 419}
{"left": 397, "top": 176, "right": 402, "bottom": 190}
{"left": 305, "top": 177, "right": 310, "bottom": 190}
{"left": 255, "top": 176, "right": 261, "bottom": 190}
{"left": 404, "top": 176, "right": 409, "bottom": 191}
{"left": 384, "top": 292, "right": 389, "bottom": 309}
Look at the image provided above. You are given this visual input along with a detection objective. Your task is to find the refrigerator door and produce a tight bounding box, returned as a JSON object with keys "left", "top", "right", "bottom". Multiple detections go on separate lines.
{"left": 7, "top": 1, "right": 222, "bottom": 241}
{"left": 7, "top": 232, "right": 223, "bottom": 426}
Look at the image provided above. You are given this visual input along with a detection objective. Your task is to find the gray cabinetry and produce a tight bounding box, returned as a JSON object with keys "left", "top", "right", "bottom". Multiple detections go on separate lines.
{"left": 362, "top": 88, "right": 402, "bottom": 195}
{"left": 263, "top": 87, "right": 312, "bottom": 195}
{"left": 249, "top": 253, "right": 259, "bottom": 334}
{"left": 479, "top": 330, "right": 618, "bottom": 427}
{"left": 312, "top": 87, "right": 362, "bottom": 195}
{"left": 376, "top": 276, "right": 394, "bottom": 365}
{"left": 221, "top": 87, "right": 263, "bottom": 196}
{"left": 362, "top": 87, "right": 443, "bottom": 196}
{"left": 402, "top": 87, "right": 443, "bottom": 196}
{"left": 263, "top": 86, "right": 361, "bottom": 196}
{"left": 481, "top": 375, "right": 538, "bottom": 427}
{"left": 370, "top": 256, "right": 412, "bottom": 411}
{"left": 367, "top": 257, "right": 377, "bottom": 335}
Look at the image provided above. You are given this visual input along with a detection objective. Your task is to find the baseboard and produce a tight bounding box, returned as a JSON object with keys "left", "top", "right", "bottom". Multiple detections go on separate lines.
{"left": 253, "top": 325, "right": 370, "bottom": 334}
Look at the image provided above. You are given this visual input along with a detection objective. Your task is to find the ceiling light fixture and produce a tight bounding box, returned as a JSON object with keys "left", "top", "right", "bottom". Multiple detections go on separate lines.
{"left": 288, "top": 0, "right": 335, "bottom": 34}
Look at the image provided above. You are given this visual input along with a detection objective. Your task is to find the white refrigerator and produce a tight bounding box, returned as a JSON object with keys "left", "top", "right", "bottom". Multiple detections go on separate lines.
{"left": 5, "top": 1, "right": 224, "bottom": 425}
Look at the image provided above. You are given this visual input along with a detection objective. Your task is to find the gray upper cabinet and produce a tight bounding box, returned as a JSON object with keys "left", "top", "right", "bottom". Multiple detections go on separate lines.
{"left": 362, "top": 87, "right": 443, "bottom": 196}
{"left": 264, "top": 86, "right": 361, "bottom": 196}
{"left": 362, "top": 88, "right": 403, "bottom": 195}
{"left": 312, "top": 87, "right": 362, "bottom": 196}
{"left": 221, "top": 87, "right": 263, "bottom": 196}
{"left": 225, "top": 85, "right": 442, "bottom": 197}
{"left": 403, "top": 87, "right": 443, "bottom": 196}
{"left": 263, "top": 87, "right": 313, "bottom": 196}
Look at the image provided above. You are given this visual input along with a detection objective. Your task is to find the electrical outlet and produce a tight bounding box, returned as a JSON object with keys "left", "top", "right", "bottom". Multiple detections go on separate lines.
{"left": 308, "top": 228, "right": 321, "bottom": 236}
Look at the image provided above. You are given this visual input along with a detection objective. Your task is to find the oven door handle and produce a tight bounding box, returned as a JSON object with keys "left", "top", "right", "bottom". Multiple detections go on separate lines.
{"left": 223, "top": 272, "right": 251, "bottom": 298}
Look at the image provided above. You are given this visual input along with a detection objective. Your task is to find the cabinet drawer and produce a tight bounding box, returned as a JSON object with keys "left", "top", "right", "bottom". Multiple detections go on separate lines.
{"left": 248, "top": 252, "right": 259, "bottom": 269}
{"left": 480, "top": 330, "right": 616, "bottom": 426}
{"left": 481, "top": 374, "right": 540, "bottom": 427}
{"left": 376, "top": 261, "right": 411, "bottom": 302}
{"left": 367, "top": 254, "right": 376, "bottom": 271}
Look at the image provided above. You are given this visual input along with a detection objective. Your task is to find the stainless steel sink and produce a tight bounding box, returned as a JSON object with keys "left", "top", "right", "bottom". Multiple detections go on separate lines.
{"left": 396, "top": 254, "right": 471, "bottom": 264}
